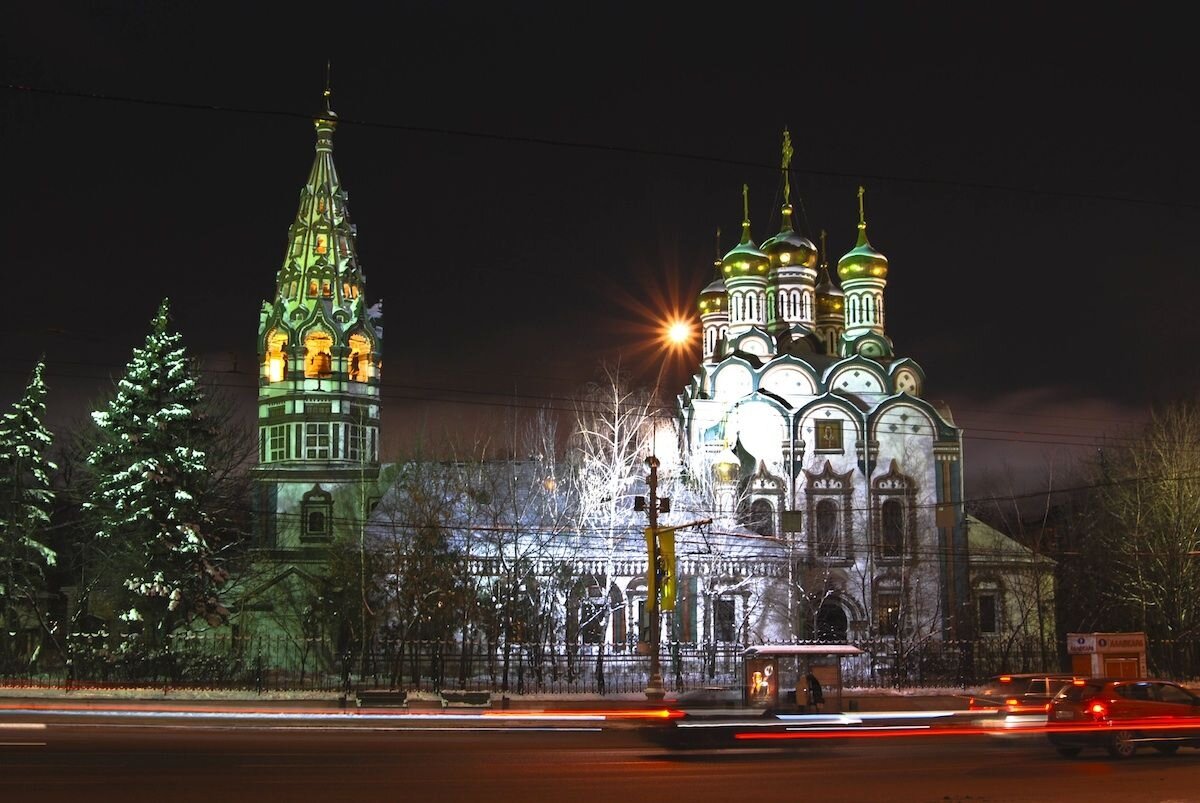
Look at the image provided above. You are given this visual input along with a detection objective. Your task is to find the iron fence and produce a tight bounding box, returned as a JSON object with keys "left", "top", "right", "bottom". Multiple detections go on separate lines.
{"left": 1, "top": 632, "right": 1089, "bottom": 694}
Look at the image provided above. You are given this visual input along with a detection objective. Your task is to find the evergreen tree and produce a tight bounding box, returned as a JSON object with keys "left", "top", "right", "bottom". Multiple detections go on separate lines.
{"left": 85, "top": 299, "right": 228, "bottom": 658}
{"left": 0, "top": 360, "right": 57, "bottom": 669}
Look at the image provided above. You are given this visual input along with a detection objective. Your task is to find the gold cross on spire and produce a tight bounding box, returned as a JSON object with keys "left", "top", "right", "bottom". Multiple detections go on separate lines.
{"left": 782, "top": 128, "right": 794, "bottom": 205}
{"left": 857, "top": 185, "right": 866, "bottom": 227}
{"left": 742, "top": 183, "right": 750, "bottom": 224}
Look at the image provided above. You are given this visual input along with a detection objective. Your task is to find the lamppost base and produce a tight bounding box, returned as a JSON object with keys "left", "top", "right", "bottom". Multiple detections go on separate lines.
{"left": 644, "top": 673, "right": 666, "bottom": 702}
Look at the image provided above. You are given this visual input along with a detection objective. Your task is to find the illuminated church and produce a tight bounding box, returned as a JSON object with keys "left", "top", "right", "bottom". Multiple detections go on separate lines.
{"left": 237, "top": 106, "right": 1046, "bottom": 660}
{"left": 676, "top": 138, "right": 970, "bottom": 643}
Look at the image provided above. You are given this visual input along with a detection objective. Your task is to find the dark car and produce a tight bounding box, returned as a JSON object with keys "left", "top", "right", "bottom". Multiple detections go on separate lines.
{"left": 1047, "top": 678, "right": 1200, "bottom": 758}
{"left": 967, "top": 673, "right": 1083, "bottom": 714}
{"left": 672, "top": 686, "right": 744, "bottom": 709}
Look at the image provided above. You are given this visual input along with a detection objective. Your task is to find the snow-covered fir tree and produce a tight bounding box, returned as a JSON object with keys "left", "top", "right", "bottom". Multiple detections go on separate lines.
{"left": 0, "top": 359, "right": 57, "bottom": 668}
{"left": 85, "top": 299, "right": 228, "bottom": 656}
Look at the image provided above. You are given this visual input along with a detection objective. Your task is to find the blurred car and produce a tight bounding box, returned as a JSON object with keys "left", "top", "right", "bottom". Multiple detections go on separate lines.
{"left": 967, "top": 673, "right": 1083, "bottom": 715}
{"left": 1047, "top": 678, "right": 1200, "bottom": 758}
{"left": 672, "top": 686, "right": 744, "bottom": 709}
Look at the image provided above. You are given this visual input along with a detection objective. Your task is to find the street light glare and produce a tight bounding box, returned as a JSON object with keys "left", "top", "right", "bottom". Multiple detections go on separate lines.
{"left": 666, "top": 320, "right": 691, "bottom": 346}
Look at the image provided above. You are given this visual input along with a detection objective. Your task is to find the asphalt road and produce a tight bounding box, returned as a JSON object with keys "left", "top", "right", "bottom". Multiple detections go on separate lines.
{"left": 4, "top": 711, "right": 1200, "bottom": 803}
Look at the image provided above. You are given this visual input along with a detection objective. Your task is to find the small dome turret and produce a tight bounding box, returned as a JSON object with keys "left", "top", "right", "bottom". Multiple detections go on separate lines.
{"left": 722, "top": 184, "right": 769, "bottom": 279}
{"left": 815, "top": 263, "right": 844, "bottom": 316}
{"left": 699, "top": 272, "right": 726, "bottom": 316}
{"left": 762, "top": 205, "right": 817, "bottom": 270}
{"left": 837, "top": 186, "right": 888, "bottom": 281}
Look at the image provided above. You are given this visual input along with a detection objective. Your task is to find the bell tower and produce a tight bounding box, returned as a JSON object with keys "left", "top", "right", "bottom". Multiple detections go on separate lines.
{"left": 252, "top": 86, "right": 383, "bottom": 557}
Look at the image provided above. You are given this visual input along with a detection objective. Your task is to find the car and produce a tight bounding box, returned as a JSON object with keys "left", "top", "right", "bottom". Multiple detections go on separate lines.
{"left": 671, "top": 686, "right": 744, "bottom": 709}
{"left": 966, "top": 673, "right": 1083, "bottom": 714}
{"left": 1047, "top": 677, "right": 1200, "bottom": 758}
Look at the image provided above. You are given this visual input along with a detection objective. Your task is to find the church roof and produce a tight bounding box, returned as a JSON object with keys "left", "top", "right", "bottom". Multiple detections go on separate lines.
{"left": 271, "top": 87, "right": 368, "bottom": 318}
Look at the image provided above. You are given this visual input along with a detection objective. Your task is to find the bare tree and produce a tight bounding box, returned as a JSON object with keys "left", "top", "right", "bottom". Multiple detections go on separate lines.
{"left": 1086, "top": 402, "right": 1200, "bottom": 673}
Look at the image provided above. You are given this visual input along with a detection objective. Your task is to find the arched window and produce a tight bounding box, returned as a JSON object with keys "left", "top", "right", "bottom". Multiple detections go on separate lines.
{"left": 816, "top": 500, "right": 839, "bottom": 556}
{"left": 304, "top": 330, "right": 333, "bottom": 378}
{"left": 264, "top": 329, "right": 287, "bottom": 383}
{"left": 307, "top": 279, "right": 319, "bottom": 298}
{"left": 301, "top": 485, "right": 333, "bottom": 541}
{"left": 749, "top": 498, "right": 775, "bottom": 537}
{"left": 348, "top": 333, "right": 372, "bottom": 382}
{"left": 881, "top": 499, "right": 904, "bottom": 557}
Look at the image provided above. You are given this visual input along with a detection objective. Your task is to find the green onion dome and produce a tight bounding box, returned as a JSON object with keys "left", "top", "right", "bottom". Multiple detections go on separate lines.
{"left": 837, "top": 187, "right": 888, "bottom": 281}
{"left": 761, "top": 205, "right": 817, "bottom": 269}
{"left": 721, "top": 228, "right": 769, "bottom": 280}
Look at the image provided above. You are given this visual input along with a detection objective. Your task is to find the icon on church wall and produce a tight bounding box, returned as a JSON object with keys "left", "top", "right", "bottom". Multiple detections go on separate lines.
{"left": 816, "top": 420, "right": 843, "bottom": 452}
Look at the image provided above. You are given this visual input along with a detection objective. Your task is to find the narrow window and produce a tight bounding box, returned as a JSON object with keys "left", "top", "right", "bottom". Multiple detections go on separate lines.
{"left": 978, "top": 593, "right": 998, "bottom": 635}
{"left": 815, "top": 499, "right": 838, "bottom": 556}
{"left": 881, "top": 499, "right": 904, "bottom": 557}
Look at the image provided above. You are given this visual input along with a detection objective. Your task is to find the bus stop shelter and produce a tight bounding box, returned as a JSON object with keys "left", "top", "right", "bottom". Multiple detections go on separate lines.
{"left": 742, "top": 644, "right": 864, "bottom": 712}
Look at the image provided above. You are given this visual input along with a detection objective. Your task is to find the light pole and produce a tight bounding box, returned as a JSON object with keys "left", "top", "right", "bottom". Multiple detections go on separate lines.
{"left": 644, "top": 455, "right": 665, "bottom": 701}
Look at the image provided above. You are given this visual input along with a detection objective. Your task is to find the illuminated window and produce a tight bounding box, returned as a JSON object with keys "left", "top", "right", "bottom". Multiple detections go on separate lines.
{"left": 342, "top": 282, "right": 351, "bottom": 298}
{"left": 304, "top": 423, "right": 331, "bottom": 459}
{"left": 265, "top": 329, "right": 287, "bottom": 383}
{"left": 304, "top": 330, "right": 333, "bottom": 378}
{"left": 321, "top": 280, "right": 331, "bottom": 298}
{"left": 316, "top": 234, "right": 328, "bottom": 255}
{"left": 348, "top": 333, "right": 372, "bottom": 382}
{"left": 876, "top": 586, "right": 901, "bottom": 637}
{"left": 308, "top": 280, "right": 319, "bottom": 297}
{"left": 317, "top": 198, "right": 326, "bottom": 214}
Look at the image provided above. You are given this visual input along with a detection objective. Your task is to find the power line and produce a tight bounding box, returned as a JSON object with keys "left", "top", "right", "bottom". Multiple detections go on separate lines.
{"left": 5, "top": 82, "right": 1199, "bottom": 213}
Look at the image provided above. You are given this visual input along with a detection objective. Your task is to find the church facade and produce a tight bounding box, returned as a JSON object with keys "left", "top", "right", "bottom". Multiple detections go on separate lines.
{"left": 677, "top": 149, "right": 969, "bottom": 644}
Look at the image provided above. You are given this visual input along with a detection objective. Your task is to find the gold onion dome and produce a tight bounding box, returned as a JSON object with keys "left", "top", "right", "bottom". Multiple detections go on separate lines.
{"left": 761, "top": 206, "right": 817, "bottom": 269}
{"left": 698, "top": 270, "right": 727, "bottom": 316}
{"left": 815, "top": 263, "right": 844, "bottom": 316}
{"left": 837, "top": 187, "right": 888, "bottom": 281}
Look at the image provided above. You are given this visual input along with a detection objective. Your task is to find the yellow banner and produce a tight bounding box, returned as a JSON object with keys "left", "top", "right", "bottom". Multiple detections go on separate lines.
{"left": 659, "top": 528, "right": 676, "bottom": 612}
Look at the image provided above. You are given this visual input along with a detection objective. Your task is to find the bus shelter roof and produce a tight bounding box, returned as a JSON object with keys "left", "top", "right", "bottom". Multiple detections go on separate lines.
{"left": 742, "top": 644, "right": 864, "bottom": 658}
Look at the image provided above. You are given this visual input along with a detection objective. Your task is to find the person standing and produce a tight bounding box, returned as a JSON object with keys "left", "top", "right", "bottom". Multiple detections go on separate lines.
{"left": 806, "top": 670, "right": 824, "bottom": 712}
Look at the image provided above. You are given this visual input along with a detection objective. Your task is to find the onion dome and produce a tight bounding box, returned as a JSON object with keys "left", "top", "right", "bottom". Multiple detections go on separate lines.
{"left": 815, "top": 262, "right": 844, "bottom": 316}
{"left": 761, "top": 205, "right": 818, "bottom": 269}
{"left": 837, "top": 186, "right": 888, "bottom": 281}
{"left": 721, "top": 184, "right": 769, "bottom": 278}
{"left": 698, "top": 268, "right": 727, "bottom": 316}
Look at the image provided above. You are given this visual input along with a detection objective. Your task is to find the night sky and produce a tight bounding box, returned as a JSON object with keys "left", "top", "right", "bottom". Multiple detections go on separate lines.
{"left": 3, "top": 3, "right": 1197, "bottom": 492}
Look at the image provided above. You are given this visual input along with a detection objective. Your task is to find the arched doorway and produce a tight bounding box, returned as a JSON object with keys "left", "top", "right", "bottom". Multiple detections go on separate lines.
{"left": 816, "top": 601, "right": 849, "bottom": 642}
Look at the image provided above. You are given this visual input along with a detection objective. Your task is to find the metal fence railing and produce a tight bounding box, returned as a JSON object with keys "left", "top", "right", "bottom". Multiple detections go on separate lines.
{"left": 2, "top": 633, "right": 1088, "bottom": 694}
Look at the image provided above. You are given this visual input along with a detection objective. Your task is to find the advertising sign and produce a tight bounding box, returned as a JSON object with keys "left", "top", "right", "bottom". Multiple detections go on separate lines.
{"left": 745, "top": 658, "right": 778, "bottom": 709}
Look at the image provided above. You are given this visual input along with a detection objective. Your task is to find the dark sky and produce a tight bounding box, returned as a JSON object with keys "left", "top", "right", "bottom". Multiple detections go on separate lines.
{"left": 3, "top": 2, "right": 1197, "bottom": 488}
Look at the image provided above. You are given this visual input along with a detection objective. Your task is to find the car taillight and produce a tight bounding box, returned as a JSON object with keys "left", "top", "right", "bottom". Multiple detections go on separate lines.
{"left": 1005, "top": 698, "right": 1019, "bottom": 707}
{"left": 1088, "top": 700, "right": 1108, "bottom": 720}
